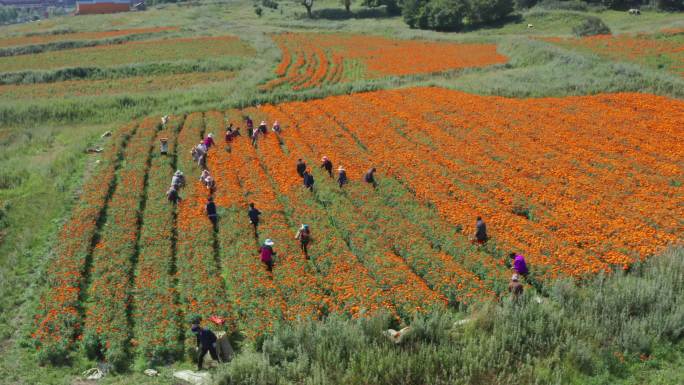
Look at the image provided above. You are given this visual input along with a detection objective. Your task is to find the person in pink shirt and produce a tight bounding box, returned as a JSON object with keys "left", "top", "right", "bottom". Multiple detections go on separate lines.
{"left": 260, "top": 239, "right": 275, "bottom": 272}
{"left": 203, "top": 133, "right": 215, "bottom": 149}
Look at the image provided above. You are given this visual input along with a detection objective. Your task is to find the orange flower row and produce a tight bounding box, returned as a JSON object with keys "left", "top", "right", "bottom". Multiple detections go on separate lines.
{"left": 132, "top": 117, "right": 184, "bottom": 364}
{"left": 82, "top": 117, "right": 159, "bottom": 367}
{"left": 175, "top": 112, "right": 233, "bottom": 326}
{"left": 262, "top": 33, "right": 508, "bottom": 90}
{"left": 32, "top": 122, "right": 136, "bottom": 362}
{"left": 206, "top": 110, "right": 286, "bottom": 337}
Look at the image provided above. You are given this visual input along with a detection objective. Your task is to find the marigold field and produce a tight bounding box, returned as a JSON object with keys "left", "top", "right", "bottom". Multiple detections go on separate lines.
{"left": 262, "top": 33, "right": 508, "bottom": 90}
{"left": 545, "top": 29, "right": 684, "bottom": 77}
{"left": 32, "top": 86, "right": 684, "bottom": 368}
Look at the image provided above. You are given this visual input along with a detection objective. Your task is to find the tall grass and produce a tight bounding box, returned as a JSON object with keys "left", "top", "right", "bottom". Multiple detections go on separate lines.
{"left": 217, "top": 247, "right": 684, "bottom": 385}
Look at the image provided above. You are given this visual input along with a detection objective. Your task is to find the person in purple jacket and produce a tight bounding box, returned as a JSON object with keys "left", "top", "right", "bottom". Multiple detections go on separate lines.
{"left": 261, "top": 239, "right": 275, "bottom": 272}
{"left": 509, "top": 252, "right": 528, "bottom": 278}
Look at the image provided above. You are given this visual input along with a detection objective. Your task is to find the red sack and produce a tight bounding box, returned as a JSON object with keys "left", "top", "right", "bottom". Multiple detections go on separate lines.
{"left": 209, "top": 315, "right": 225, "bottom": 326}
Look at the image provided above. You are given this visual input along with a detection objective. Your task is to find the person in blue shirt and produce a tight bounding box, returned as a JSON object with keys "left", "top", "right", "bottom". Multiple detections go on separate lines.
{"left": 191, "top": 322, "right": 218, "bottom": 370}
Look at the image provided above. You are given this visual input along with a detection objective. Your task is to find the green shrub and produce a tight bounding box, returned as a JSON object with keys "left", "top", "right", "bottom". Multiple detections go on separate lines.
{"left": 535, "top": 0, "right": 589, "bottom": 11}
{"left": 654, "top": 0, "right": 684, "bottom": 10}
{"left": 468, "top": 0, "right": 515, "bottom": 24}
{"left": 572, "top": 15, "right": 611, "bottom": 37}
{"left": 215, "top": 247, "right": 684, "bottom": 385}
{"left": 402, "top": 0, "right": 514, "bottom": 31}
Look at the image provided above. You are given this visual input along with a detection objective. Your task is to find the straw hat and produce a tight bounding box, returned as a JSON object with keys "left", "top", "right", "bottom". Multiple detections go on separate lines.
{"left": 260, "top": 121, "right": 266, "bottom": 125}
{"left": 208, "top": 133, "right": 213, "bottom": 138}
{"left": 511, "top": 274, "right": 519, "bottom": 282}
{"left": 264, "top": 239, "right": 274, "bottom": 246}
{"left": 175, "top": 170, "right": 183, "bottom": 176}
{"left": 338, "top": 165, "right": 345, "bottom": 171}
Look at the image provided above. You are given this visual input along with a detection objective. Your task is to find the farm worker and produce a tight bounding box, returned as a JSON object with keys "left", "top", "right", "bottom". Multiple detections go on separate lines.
{"left": 160, "top": 138, "right": 169, "bottom": 155}
{"left": 203, "top": 133, "right": 215, "bottom": 149}
{"left": 204, "top": 175, "right": 216, "bottom": 192}
{"left": 508, "top": 274, "right": 523, "bottom": 299}
{"left": 166, "top": 186, "right": 180, "bottom": 204}
{"left": 161, "top": 115, "right": 169, "bottom": 127}
{"left": 206, "top": 196, "right": 218, "bottom": 228}
{"left": 302, "top": 170, "right": 314, "bottom": 191}
{"left": 510, "top": 252, "right": 529, "bottom": 278}
{"left": 272, "top": 121, "right": 281, "bottom": 133}
{"left": 171, "top": 170, "right": 185, "bottom": 190}
{"left": 260, "top": 239, "right": 275, "bottom": 272}
{"left": 200, "top": 169, "right": 211, "bottom": 183}
{"left": 225, "top": 123, "right": 234, "bottom": 142}
{"left": 472, "top": 216, "right": 488, "bottom": 245}
{"left": 259, "top": 120, "right": 268, "bottom": 134}
{"left": 245, "top": 116, "right": 254, "bottom": 137}
{"left": 295, "top": 224, "right": 312, "bottom": 259}
{"left": 198, "top": 152, "right": 207, "bottom": 169}
{"left": 248, "top": 202, "right": 261, "bottom": 235}
{"left": 251, "top": 127, "right": 259, "bottom": 147}
{"left": 364, "top": 167, "right": 377, "bottom": 188}
{"left": 296, "top": 159, "right": 307, "bottom": 177}
{"left": 321, "top": 156, "right": 333, "bottom": 178}
{"left": 337, "top": 165, "right": 348, "bottom": 188}
{"left": 190, "top": 322, "right": 219, "bottom": 371}
{"left": 194, "top": 143, "right": 207, "bottom": 168}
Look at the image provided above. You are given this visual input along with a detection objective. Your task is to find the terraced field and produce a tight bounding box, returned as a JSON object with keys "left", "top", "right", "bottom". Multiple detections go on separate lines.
{"left": 0, "top": 26, "right": 177, "bottom": 48}
{"left": 545, "top": 29, "right": 684, "bottom": 77}
{"left": 262, "top": 33, "right": 508, "bottom": 90}
{"left": 32, "top": 87, "right": 684, "bottom": 368}
{"left": 0, "top": 35, "right": 253, "bottom": 72}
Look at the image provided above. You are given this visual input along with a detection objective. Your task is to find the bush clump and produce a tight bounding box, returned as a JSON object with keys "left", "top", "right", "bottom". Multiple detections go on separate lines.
{"left": 215, "top": 247, "right": 684, "bottom": 385}
{"left": 572, "top": 15, "right": 611, "bottom": 37}
{"left": 402, "top": 0, "right": 515, "bottom": 31}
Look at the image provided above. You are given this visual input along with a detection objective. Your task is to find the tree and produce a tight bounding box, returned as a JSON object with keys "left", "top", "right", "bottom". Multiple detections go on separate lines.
{"left": 342, "top": 0, "right": 353, "bottom": 12}
{"left": 468, "top": 0, "right": 515, "bottom": 25}
{"left": 402, "top": 0, "right": 468, "bottom": 31}
{"left": 362, "top": 0, "right": 402, "bottom": 14}
{"left": 302, "top": 0, "right": 314, "bottom": 17}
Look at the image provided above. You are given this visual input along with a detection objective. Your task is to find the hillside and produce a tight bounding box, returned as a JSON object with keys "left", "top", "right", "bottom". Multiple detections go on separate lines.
{"left": 0, "top": 1, "right": 682, "bottom": 384}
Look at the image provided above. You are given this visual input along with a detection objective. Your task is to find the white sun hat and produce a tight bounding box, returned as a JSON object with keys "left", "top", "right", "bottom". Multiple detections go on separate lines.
{"left": 264, "top": 239, "right": 274, "bottom": 246}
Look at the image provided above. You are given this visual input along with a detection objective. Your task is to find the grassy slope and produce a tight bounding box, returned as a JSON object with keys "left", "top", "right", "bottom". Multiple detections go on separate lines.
{"left": 0, "top": 1, "right": 682, "bottom": 384}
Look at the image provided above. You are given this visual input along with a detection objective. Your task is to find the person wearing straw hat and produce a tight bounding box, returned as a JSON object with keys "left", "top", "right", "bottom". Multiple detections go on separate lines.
{"left": 294, "top": 224, "right": 312, "bottom": 259}
{"left": 258, "top": 120, "right": 268, "bottom": 134}
{"left": 508, "top": 274, "right": 523, "bottom": 299}
{"left": 203, "top": 133, "right": 215, "bottom": 150}
{"left": 171, "top": 170, "right": 185, "bottom": 190}
{"left": 337, "top": 165, "right": 348, "bottom": 188}
{"left": 260, "top": 238, "right": 276, "bottom": 272}
{"left": 320, "top": 156, "right": 333, "bottom": 178}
